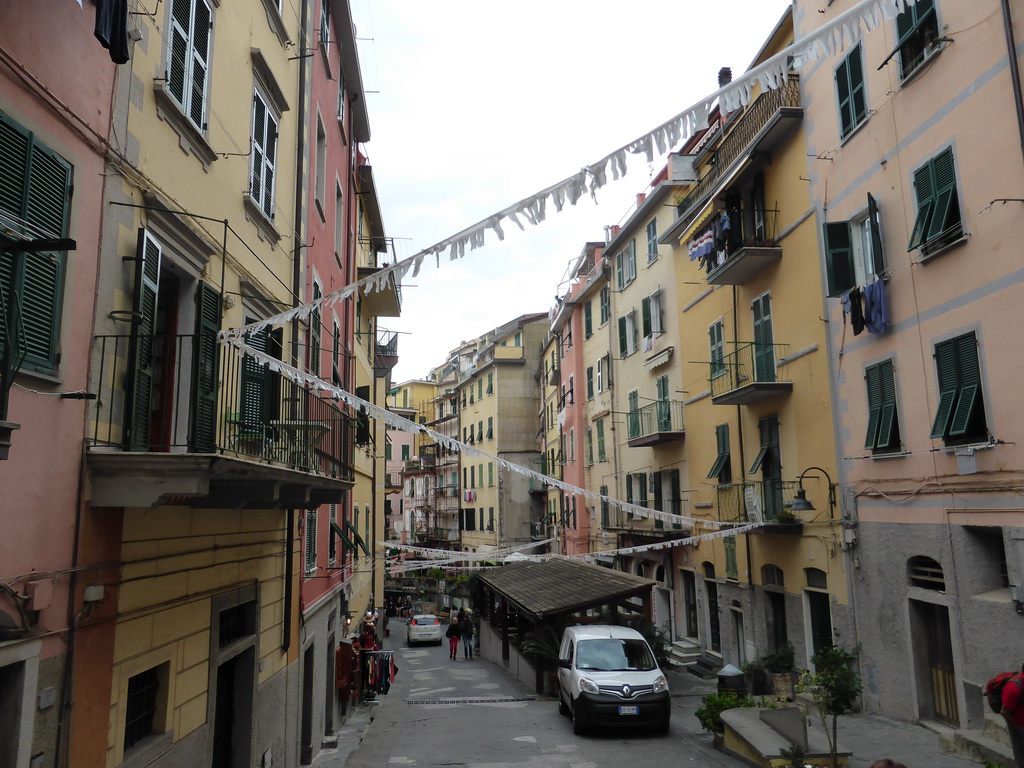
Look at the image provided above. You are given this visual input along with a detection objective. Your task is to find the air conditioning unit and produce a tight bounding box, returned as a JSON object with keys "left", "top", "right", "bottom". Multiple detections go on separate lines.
{"left": 669, "top": 154, "right": 699, "bottom": 183}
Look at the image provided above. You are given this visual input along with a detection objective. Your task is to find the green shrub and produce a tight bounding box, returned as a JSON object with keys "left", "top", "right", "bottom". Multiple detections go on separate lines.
{"left": 762, "top": 644, "right": 795, "bottom": 674}
{"left": 695, "top": 690, "right": 756, "bottom": 734}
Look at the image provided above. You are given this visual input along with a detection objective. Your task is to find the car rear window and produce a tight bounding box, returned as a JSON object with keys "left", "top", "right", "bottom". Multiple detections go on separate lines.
{"left": 576, "top": 638, "right": 657, "bottom": 671}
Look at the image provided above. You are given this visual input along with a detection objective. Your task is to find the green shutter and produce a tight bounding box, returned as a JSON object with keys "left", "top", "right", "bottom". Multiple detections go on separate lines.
{"left": 127, "top": 230, "right": 161, "bottom": 450}
{"left": 618, "top": 316, "right": 627, "bottom": 357}
{"left": 864, "top": 363, "right": 882, "bottom": 450}
{"left": 867, "top": 193, "right": 885, "bottom": 276}
{"left": 0, "top": 117, "right": 31, "bottom": 226}
{"left": 616, "top": 252, "right": 624, "bottom": 288}
{"left": 191, "top": 281, "right": 221, "bottom": 452}
{"left": 929, "top": 339, "right": 959, "bottom": 438}
{"left": 596, "top": 418, "right": 605, "bottom": 461}
{"left": 752, "top": 294, "right": 775, "bottom": 382}
{"left": 240, "top": 324, "right": 271, "bottom": 433}
{"left": 584, "top": 301, "right": 592, "bottom": 337}
{"left": 947, "top": 333, "right": 981, "bottom": 437}
{"left": 848, "top": 45, "right": 866, "bottom": 131}
{"left": 641, "top": 296, "right": 651, "bottom": 337}
{"left": 823, "top": 221, "right": 855, "bottom": 297}
{"left": 835, "top": 57, "right": 852, "bottom": 136}
{"left": 908, "top": 162, "right": 936, "bottom": 251}
{"left": 875, "top": 360, "right": 898, "bottom": 450}
{"left": 926, "top": 148, "right": 958, "bottom": 242}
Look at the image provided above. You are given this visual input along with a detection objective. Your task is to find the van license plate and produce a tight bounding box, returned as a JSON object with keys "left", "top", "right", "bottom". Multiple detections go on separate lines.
{"left": 618, "top": 706, "right": 639, "bottom": 715}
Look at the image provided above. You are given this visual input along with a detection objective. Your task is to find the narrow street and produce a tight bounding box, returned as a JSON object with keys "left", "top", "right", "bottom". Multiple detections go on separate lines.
{"left": 326, "top": 623, "right": 749, "bottom": 768}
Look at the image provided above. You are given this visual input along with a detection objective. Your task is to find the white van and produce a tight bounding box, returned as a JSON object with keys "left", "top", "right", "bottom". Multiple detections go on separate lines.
{"left": 556, "top": 624, "right": 670, "bottom": 735}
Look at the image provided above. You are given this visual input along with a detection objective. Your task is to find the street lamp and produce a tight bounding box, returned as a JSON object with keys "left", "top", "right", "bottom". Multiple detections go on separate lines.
{"left": 789, "top": 466, "right": 836, "bottom": 519}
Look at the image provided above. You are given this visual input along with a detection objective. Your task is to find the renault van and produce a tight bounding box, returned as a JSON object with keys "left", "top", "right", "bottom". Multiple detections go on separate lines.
{"left": 556, "top": 624, "right": 670, "bottom": 734}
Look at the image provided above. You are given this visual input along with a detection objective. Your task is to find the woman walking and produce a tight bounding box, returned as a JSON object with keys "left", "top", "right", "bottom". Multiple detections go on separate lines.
{"left": 445, "top": 617, "right": 461, "bottom": 660}
{"left": 461, "top": 614, "right": 474, "bottom": 659}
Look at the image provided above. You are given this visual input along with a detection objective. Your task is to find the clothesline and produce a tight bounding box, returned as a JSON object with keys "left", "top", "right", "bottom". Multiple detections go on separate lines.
{"left": 219, "top": 0, "right": 919, "bottom": 344}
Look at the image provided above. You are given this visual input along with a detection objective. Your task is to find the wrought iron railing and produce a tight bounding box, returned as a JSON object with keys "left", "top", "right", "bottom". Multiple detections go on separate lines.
{"left": 709, "top": 342, "right": 788, "bottom": 398}
{"left": 675, "top": 75, "right": 801, "bottom": 222}
{"left": 699, "top": 208, "right": 780, "bottom": 275}
{"left": 627, "top": 400, "right": 685, "bottom": 440}
{"left": 89, "top": 333, "right": 352, "bottom": 476}
{"left": 715, "top": 480, "right": 801, "bottom": 523}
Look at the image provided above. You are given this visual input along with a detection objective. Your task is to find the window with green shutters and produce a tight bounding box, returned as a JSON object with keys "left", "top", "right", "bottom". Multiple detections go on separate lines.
{"left": 929, "top": 332, "right": 987, "bottom": 445}
{"left": 599, "top": 286, "right": 610, "bottom": 325}
{"left": 835, "top": 43, "right": 866, "bottom": 139}
{"left": 823, "top": 193, "right": 885, "bottom": 296}
{"left": 191, "top": 282, "right": 221, "bottom": 452}
{"left": 600, "top": 484, "right": 610, "bottom": 527}
{"left": 584, "top": 300, "right": 593, "bottom": 338}
{"left": 908, "top": 147, "right": 962, "bottom": 256}
{"left": 586, "top": 427, "right": 593, "bottom": 465}
{"left": 250, "top": 87, "right": 278, "bottom": 220}
{"left": 709, "top": 320, "right": 725, "bottom": 378}
{"left": 385, "top": 443, "right": 392, "bottom": 460}
{"left": 305, "top": 509, "right": 317, "bottom": 573}
{"left": 596, "top": 417, "right": 606, "bottom": 462}
{"left": 707, "top": 424, "right": 731, "bottom": 482}
{"left": 724, "top": 537, "right": 738, "bottom": 580}
{"left": 893, "top": 0, "right": 939, "bottom": 80}
{"left": 487, "top": 372, "right": 493, "bottom": 394}
{"left": 168, "top": 0, "right": 212, "bottom": 130}
{"left": 618, "top": 311, "right": 638, "bottom": 357}
{"left": 487, "top": 416, "right": 493, "bottom": 438}
{"left": 864, "top": 359, "right": 901, "bottom": 453}
{"left": 401, "top": 444, "right": 409, "bottom": 460}
{"left": 586, "top": 366, "right": 594, "bottom": 399}
{"left": 478, "top": 379, "right": 483, "bottom": 399}
{"left": 0, "top": 113, "right": 73, "bottom": 379}
{"left": 646, "top": 218, "right": 658, "bottom": 262}
{"left": 488, "top": 462, "right": 493, "bottom": 486}
{"left": 628, "top": 389, "right": 640, "bottom": 438}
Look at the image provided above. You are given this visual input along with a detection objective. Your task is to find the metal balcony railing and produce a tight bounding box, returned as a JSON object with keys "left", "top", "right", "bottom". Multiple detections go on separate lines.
{"left": 710, "top": 342, "right": 788, "bottom": 399}
{"left": 675, "top": 75, "right": 801, "bottom": 222}
{"left": 89, "top": 333, "right": 352, "bottom": 476}
{"left": 714, "top": 480, "right": 801, "bottom": 524}
{"left": 627, "top": 400, "right": 685, "bottom": 440}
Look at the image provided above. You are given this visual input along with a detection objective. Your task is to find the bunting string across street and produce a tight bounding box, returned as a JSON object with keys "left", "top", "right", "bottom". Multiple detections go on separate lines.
{"left": 219, "top": 0, "right": 919, "bottom": 344}
{"left": 218, "top": 0, "right": 921, "bottom": 546}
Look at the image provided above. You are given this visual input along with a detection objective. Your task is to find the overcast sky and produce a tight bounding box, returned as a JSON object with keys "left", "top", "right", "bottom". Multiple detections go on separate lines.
{"left": 351, "top": 0, "right": 793, "bottom": 385}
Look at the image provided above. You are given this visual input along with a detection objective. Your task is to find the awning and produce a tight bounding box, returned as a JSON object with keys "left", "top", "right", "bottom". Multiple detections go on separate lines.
{"left": 345, "top": 520, "right": 372, "bottom": 556}
{"left": 477, "top": 558, "right": 656, "bottom": 621}
{"left": 643, "top": 346, "right": 673, "bottom": 371}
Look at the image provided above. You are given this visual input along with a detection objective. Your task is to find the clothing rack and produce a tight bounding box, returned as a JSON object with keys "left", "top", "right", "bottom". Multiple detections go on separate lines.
{"left": 361, "top": 650, "right": 397, "bottom": 696}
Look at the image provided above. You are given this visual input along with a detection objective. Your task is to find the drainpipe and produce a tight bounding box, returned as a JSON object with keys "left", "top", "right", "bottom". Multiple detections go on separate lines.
{"left": 1000, "top": 0, "right": 1024, "bottom": 168}
{"left": 284, "top": 0, "right": 310, "bottom": 653}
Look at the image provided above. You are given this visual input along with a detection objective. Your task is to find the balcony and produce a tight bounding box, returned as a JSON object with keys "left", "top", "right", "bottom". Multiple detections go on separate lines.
{"left": 673, "top": 75, "right": 802, "bottom": 227}
{"left": 384, "top": 472, "right": 403, "bottom": 492}
{"left": 87, "top": 333, "right": 353, "bottom": 509}
{"left": 710, "top": 342, "right": 792, "bottom": 405}
{"left": 714, "top": 480, "right": 804, "bottom": 532}
{"left": 702, "top": 209, "right": 783, "bottom": 285}
{"left": 374, "top": 331, "right": 399, "bottom": 377}
{"left": 627, "top": 400, "right": 685, "bottom": 448}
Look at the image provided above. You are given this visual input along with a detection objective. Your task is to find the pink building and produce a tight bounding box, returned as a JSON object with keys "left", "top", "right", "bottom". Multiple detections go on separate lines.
{"left": 0, "top": 2, "right": 117, "bottom": 765}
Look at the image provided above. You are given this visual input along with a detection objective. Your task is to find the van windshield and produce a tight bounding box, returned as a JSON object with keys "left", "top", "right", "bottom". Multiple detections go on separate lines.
{"left": 575, "top": 638, "right": 657, "bottom": 671}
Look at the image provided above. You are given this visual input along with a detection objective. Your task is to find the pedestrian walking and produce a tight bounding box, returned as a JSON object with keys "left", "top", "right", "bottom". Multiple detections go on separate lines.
{"left": 445, "top": 617, "right": 461, "bottom": 660}
{"left": 1001, "top": 662, "right": 1024, "bottom": 768}
{"left": 461, "top": 614, "right": 474, "bottom": 659}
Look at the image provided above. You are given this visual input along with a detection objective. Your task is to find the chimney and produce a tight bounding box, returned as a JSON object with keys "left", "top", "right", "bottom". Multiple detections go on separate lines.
{"left": 718, "top": 67, "right": 732, "bottom": 87}
{"left": 636, "top": 192, "right": 646, "bottom": 207}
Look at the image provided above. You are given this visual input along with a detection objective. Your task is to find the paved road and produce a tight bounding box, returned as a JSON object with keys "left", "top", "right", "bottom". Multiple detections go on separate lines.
{"left": 332, "top": 626, "right": 746, "bottom": 768}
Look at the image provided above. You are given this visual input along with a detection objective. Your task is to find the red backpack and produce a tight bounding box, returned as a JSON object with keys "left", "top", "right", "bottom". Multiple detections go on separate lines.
{"left": 985, "top": 671, "right": 1021, "bottom": 713}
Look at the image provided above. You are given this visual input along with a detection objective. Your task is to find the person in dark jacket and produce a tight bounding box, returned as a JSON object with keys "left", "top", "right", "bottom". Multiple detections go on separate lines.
{"left": 445, "top": 617, "right": 460, "bottom": 660}
{"left": 461, "top": 614, "right": 474, "bottom": 659}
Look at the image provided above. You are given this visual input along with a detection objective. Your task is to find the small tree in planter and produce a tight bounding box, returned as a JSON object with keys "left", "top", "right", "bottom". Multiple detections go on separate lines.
{"left": 798, "top": 646, "right": 862, "bottom": 768}
{"left": 763, "top": 644, "right": 795, "bottom": 699}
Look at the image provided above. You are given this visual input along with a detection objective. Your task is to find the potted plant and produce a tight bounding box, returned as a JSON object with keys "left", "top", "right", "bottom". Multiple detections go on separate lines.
{"left": 798, "top": 645, "right": 862, "bottom": 768}
{"left": 742, "top": 657, "right": 772, "bottom": 695}
{"left": 762, "top": 644, "right": 795, "bottom": 700}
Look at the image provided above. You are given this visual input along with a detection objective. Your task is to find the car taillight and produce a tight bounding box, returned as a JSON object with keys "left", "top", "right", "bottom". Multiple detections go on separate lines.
{"left": 411, "top": 619, "right": 418, "bottom": 625}
{"left": 434, "top": 619, "right": 439, "bottom": 625}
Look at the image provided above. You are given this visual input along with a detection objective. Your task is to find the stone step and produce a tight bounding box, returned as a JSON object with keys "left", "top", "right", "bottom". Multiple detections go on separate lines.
{"left": 984, "top": 712, "right": 1011, "bottom": 747}
{"left": 938, "top": 727, "right": 1014, "bottom": 766}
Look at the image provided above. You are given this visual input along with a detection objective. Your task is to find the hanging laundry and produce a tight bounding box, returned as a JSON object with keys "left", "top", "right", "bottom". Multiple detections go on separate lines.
{"left": 848, "top": 286, "right": 866, "bottom": 335}
{"left": 863, "top": 277, "right": 889, "bottom": 334}
{"left": 94, "top": 0, "right": 130, "bottom": 64}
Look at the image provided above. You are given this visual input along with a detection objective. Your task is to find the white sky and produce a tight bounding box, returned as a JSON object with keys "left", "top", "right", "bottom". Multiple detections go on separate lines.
{"left": 351, "top": 0, "right": 793, "bottom": 385}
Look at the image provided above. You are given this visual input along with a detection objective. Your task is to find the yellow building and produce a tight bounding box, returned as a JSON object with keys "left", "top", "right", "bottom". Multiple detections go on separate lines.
{"left": 74, "top": 1, "right": 357, "bottom": 765}
{"left": 661, "top": 9, "right": 849, "bottom": 671}
{"left": 457, "top": 314, "right": 548, "bottom": 555}
{"left": 540, "top": 329, "right": 562, "bottom": 547}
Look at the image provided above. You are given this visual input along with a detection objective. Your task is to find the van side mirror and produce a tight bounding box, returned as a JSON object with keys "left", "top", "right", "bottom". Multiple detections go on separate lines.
{"left": 558, "top": 658, "right": 571, "bottom": 669}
